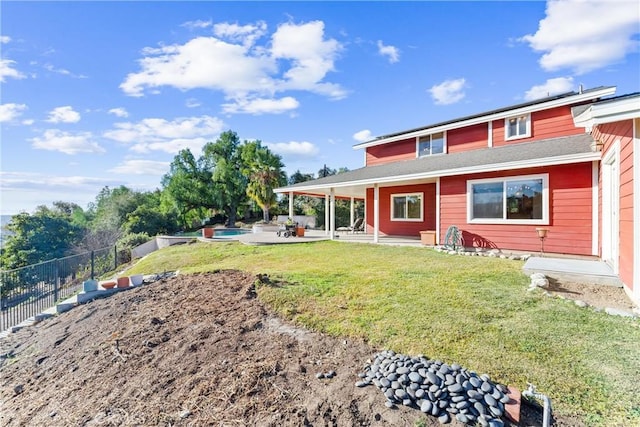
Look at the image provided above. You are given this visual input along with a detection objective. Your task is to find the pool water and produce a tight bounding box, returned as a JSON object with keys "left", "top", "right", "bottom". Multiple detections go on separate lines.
{"left": 212, "top": 229, "right": 252, "bottom": 237}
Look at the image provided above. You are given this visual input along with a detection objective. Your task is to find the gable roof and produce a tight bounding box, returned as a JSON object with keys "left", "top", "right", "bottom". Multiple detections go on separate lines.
{"left": 572, "top": 92, "right": 640, "bottom": 129}
{"left": 354, "top": 86, "right": 616, "bottom": 150}
{"left": 276, "top": 133, "right": 599, "bottom": 198}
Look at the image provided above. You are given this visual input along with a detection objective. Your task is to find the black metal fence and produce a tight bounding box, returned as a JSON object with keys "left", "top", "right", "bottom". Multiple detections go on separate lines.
{"left": 1, "top": 246, "right": 123, "bottom": 332}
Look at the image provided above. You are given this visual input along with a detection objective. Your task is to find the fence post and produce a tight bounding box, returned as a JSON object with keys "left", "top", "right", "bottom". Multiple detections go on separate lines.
{"left": 54, "top": 259, "right": 59, "bottom": 303}
{"left": 91, "top": 251, "right": 95, "bottom": 280}
{"left": 114, "top": 245, "right": 118, "bottom": 270}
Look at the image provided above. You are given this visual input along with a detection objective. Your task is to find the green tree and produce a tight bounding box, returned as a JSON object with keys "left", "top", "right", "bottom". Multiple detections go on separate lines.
{"left": 122, "top": 191, "right": 179, "bottom": 236}
{"left": 1, "top": 204, "right": 83, "bottom": 269}
{"left": 240, "top": 140, "right": 286, "bottom": 222}
{"left": 202, "top": 131, "right": 248, "bottom": 227}
{"left": 288, "top": 170, "right": 315, "bottom": 185}
{"left": 161, "top": 149, "right": 215, "bottom": 228}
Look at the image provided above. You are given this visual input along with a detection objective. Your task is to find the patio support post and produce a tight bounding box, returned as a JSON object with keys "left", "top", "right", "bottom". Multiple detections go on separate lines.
{"left": 288, "top": 191, "right": 294, "bottom": 219}
{"left": 373, "top": 184, "right": 379, "bottom": 243}
{"left": 350, "top": 197, "right": 355, "bottom": 228}
{"left": 435, "top": 178, "right": 441, "bottom": 245}
{"left": 330, "top": 188, "right": 336, "bottom": 240}
{"left": 325, "top": 195, "right": 330, "bottom": 235}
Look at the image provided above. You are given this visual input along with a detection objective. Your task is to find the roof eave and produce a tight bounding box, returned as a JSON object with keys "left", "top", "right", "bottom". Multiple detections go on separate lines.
{"left": 354, "top": 87, "right": 616, "bottom": 150}
{"left": 275, "top": 152, "right": 601, "bottom": 195}
{"left": 573, "top": 95, "right": 640, "bottom": 130}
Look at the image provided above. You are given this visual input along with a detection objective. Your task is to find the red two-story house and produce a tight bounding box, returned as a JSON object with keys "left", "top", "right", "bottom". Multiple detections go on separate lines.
{"left": 275, "top": 86, "right": 640, "bottom": 304}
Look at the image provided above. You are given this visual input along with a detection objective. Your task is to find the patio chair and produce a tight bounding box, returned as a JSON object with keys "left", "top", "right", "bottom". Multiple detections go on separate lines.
{"left": 337, "top": 217, "right": 364, "bottom": 234}
{"left": 352, "top": 217, "right": 365, "bottom": 233}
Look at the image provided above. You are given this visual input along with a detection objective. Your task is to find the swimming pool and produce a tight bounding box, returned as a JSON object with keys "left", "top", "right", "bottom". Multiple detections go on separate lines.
{"left": 211, "top": 228, "right": 252, "bottom": 237}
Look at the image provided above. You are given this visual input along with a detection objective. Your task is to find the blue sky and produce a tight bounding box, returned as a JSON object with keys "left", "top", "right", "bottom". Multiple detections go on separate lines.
{"left": 1, "top": 1, "right": 639, "bottom": 215}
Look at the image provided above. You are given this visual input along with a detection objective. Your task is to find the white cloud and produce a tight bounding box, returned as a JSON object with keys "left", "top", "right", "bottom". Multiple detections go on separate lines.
{"left": 353, "top": 129, "right": 373, "bottom": 143}
{"left": 182, "top": 19, "right": 213, "bottom": 30}
{"left": 524, "top": 77, "right": 575, "bottom": 101}
{"left": 377, "top": 40, "right": 400, "bottom": 63}
{"left": 46, "top": 106, "right": 81, "bottom": 123}
{"left": 0, "top": 59, "right": 26, "bottom": 82}
{"left": 108, "top": 159, "right": 170, "bottom": 175}
{"left": 108, "top": 107, "right": 129, "bottom": 118}
{"left": 266, "top": 141, "right": 319, "bottom": 158}
{"left": 428, "top": 78, "right": 467, "bottom": 105}
{"left": 0, "top": 171, "right": 113, "bottom": 190}
{"left": 214, "top": 21, "right": 267, "bottom": 47}
{"left": 103, "top": 115, "right": 224, "bottom": 154}
{"left": 185, "top": 98, "right": 201, "bottom": 108}
{"left": 222, "top": 96, "right": 299, "bottom": 115}
{"left": 1, "top": 36, "right": 10, "bottom": 44}
{"left": 0, "top": 103, "right": 27, "bottom": 122}
{"left": 22, "top": 119, "right": 35, "bottom": 125}
{"left": 31, "top": 129, "right": 105, "bottom": 155}
{"left": 43, "top": 63, "right": 87, "bottom": 79}
{"left": 120, "top": 20, "right": 346, "bottom": 109}
{"left": 520, "top": 0, "right": 640, "bottom": 74}
{"left": 0, "top": 171, "right": 122, "bottom": 214}
{"left": 121, "top": 36, "right": 276, "bottom": 97}
{"left": 132, "top": 138, "right": 211, "bottom": 155}
{"left": 271, "top": 21, "right": 346, "bottom": 98}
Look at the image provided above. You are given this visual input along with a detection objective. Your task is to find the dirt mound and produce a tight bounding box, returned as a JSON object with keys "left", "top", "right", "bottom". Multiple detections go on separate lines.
{"left": 0, "top": 271, "right": 557, "bottom": 426}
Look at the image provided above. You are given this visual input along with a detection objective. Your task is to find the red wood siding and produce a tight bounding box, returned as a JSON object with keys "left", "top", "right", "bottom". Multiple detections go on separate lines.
{"left": 438, "top": 164, "right": 594, "bottom": 255}
{"left": 366, "top": 138, "right": 415, "bottom": 166}
{"left": 492, "top": 106, "right": 584, "bottom": 147}
{"left": 596, "top": 120, "right": 635, "bottom": 290}
{"left": 367, "top": 106, "right": 585, "bottom": 165}
{"left": 365, "top": 183, "right": 436, "bottom": 236}
{"left": 447, "top": 124, "right": 488, "bottom": 153}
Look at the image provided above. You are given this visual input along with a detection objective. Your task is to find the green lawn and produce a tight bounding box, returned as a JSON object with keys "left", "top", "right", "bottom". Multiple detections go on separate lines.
{"left": 128, "top": 240, "right": 640, "bottom": 426}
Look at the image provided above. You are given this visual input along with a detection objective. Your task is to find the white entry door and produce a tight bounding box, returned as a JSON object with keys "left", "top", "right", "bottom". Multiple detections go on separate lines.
{"left": 601, "top": 146, "right": 619, "bottom": 273}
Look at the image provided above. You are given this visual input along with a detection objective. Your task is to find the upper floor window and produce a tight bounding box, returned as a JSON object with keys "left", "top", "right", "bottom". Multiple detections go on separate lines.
{"left": 467, "top": 174, "right": 548, "bottom": 224}
{"left": 391, "top": 193, "right": 423, "bottom": 221}
{"left": 417, "top": 132, "right": 445, "bottom": 157}
{"left": 505, "top": 114, "right": 531, "bottom": 140}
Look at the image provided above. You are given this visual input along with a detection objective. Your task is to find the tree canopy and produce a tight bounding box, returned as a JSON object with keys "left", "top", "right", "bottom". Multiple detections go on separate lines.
{"left": 2, "top": 128, "right": 352, "bottom": 267}
{"left": 240, "top": 140, "right": 286, "bottom": 222}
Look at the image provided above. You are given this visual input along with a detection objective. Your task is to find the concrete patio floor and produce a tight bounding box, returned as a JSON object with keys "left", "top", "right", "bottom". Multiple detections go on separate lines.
{"left": 230, "top": 229, "right": 423, "bottom": 247}
{"left": 523, "top": 256, "right": 622, "bottom": 287}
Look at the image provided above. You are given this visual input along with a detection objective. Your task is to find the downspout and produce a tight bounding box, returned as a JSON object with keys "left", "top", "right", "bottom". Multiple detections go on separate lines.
{"left": 522, "top": 383, "right": 552, "bottom": 427}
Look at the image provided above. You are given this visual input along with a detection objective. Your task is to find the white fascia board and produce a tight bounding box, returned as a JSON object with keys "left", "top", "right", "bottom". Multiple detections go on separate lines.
{"left": 275, "top": 152, "right": 601, "bottom": 194}
{"left": 574, "top": 95, "right": 640, "bottom": 129}
{"left": 354, "top": 87, "right": 617, "bottom": 150}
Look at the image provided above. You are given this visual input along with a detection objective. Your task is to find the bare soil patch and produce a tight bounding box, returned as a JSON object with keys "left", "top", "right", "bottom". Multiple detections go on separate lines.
{"left": 545, "top": 279, "right": 637, "bottom": 313}
{"left": 1, "top": 271, "right": 582, "bottom": 426}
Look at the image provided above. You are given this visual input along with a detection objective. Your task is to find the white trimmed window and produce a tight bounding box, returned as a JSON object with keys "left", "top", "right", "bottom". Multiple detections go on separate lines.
{"left": 417, "top": 132, "right": 445, "bottom": 157}
{"left": 467, "top": 174, "right": 548, "bottom": 224}
{"left": 391, "top": 192, "right": 423, "bottom": 221}
{"left": 505, "top": 114, "right": 531, "bottom": 140}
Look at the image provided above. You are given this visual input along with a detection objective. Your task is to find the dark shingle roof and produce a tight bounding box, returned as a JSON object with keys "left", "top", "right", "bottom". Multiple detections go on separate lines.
{"left": 278, "top": 133, "right": 597, "bottom": 194}
{"left": 360, "top": 86, "right": 613, "bottom": 145}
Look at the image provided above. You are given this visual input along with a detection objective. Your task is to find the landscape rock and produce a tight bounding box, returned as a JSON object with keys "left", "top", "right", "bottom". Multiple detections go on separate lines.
{"left": 605, "top": 307, "right": 637, "bottom": 318}
{"left": 356, "top": 350, "right": 508, "bottom": 425}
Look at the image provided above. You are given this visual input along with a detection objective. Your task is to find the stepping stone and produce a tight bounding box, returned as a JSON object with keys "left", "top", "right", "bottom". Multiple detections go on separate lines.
{"left": 504, "top": 385, "right": 521, "bottom": 423}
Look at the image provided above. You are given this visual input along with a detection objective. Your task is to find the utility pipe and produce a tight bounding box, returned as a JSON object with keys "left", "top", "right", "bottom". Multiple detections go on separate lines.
{"left": 522, "top": 383, "right": 552, "bottom": 427}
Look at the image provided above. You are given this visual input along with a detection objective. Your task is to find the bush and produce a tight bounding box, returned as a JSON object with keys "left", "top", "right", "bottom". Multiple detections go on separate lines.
{"left": 117, "top": 232, "right": 151, "bottom": 251}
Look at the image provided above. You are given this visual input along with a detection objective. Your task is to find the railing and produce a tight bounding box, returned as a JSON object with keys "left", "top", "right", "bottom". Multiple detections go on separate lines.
{"left": 0, "top": 246, "right": 123, "bottom": 332}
